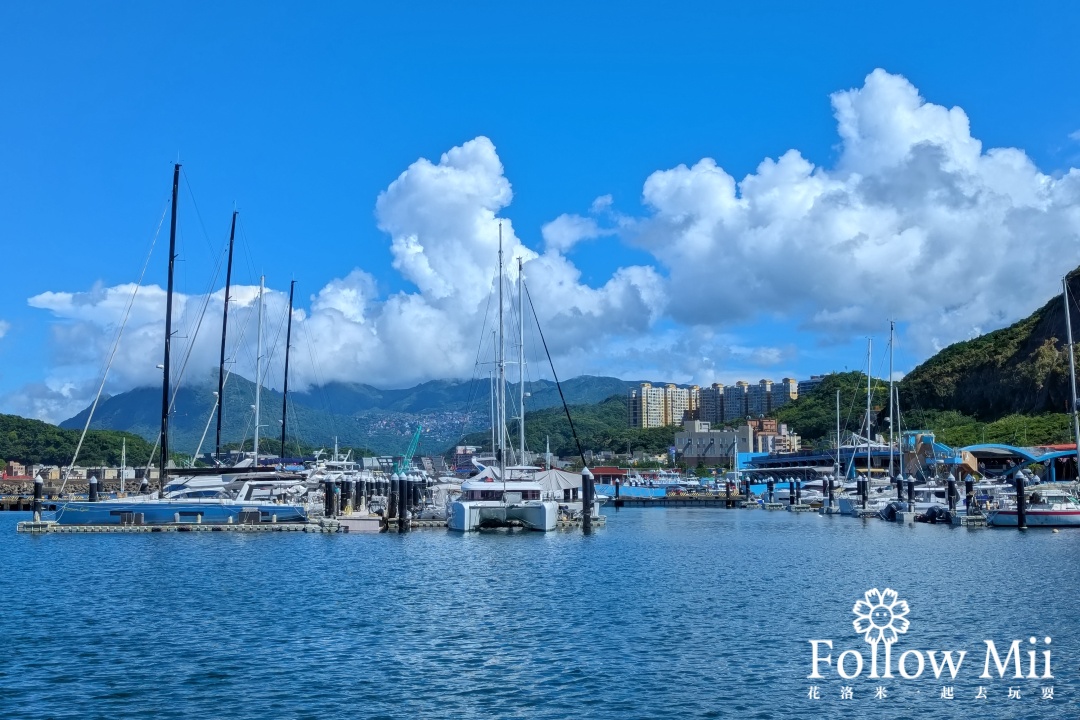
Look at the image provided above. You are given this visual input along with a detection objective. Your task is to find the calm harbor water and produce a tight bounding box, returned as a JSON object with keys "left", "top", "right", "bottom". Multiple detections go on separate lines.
{"left": 2, "top": 508, "right": 1078, "bottom": 719}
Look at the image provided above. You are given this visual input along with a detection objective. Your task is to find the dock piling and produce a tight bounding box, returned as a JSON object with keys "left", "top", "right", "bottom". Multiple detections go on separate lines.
{"left": 582, "top": 467, "right": 594, "bottom": 533}
{"left": 1016, "top": 474, "right": 1027, "bottom": 530}
{"left": 33, "top": 476, "right": 42, "bottom": 522}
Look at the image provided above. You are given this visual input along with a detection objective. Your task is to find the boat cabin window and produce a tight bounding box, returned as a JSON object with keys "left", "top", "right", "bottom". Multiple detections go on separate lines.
{"left": 467, "top": 489, "right": 504, "bottom": 501}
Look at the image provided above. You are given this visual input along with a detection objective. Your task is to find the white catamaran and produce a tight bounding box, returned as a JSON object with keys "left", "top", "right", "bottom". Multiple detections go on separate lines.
{"left": 448, "top": 227, "right": 558, "bottom": 531}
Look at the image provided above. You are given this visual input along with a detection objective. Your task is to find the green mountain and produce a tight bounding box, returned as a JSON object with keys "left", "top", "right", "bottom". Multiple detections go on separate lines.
{"left": 898, "top": 269, "right": 1080, "bottom": 420}
{"left": 0, "top": 414, "right": 155, "bottom": 467}
{"left": 59, "top": 375, "right": 645, "bottom": 456}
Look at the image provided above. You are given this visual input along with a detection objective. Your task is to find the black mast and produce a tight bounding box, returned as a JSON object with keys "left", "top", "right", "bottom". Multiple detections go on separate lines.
{"left": 160, "top": 163, "right": 180, "bottom": 494}
{"left": 280, "top": 280, "right": 295, "bottom": 459}
{"left": 215, "top": 210, "right": 237, "bottom": 459}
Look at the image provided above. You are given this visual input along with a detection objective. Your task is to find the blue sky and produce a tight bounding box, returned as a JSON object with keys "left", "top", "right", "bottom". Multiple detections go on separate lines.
{"left": 1, "top": 1, "right": 1079, "bottom": 422}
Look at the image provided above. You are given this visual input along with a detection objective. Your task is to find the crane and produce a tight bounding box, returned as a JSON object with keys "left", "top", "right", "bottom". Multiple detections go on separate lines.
{"left": 393, "top": 424, "right": 423, "bottom": 475}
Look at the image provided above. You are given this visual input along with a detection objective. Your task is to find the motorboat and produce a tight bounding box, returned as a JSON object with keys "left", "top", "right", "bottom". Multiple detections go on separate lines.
{"left": 986, "top": 486, "right": 1080, "bottom": 527}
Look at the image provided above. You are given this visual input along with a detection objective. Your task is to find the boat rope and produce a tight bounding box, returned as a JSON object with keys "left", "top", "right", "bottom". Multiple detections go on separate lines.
{"left": 523, "top": 281, "right": 588, "bottom": 468}
{"left": 60, "top": 203, "right": 169, "bottom": 494}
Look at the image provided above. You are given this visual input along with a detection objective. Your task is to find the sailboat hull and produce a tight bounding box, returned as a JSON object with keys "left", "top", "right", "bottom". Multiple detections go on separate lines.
{"left": 448, "top": 500, "right": 558, "bottom": 532}
{"left": 44, "top": 499, "right": 307, "bottom": 526}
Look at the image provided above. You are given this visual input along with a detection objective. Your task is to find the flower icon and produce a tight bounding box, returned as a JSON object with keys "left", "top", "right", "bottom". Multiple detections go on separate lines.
{"left": 853, "top": 587, "right": 910, "bottom": 644}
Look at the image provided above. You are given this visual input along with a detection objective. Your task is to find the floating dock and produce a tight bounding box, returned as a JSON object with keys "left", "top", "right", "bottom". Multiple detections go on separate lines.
{"left": 612, "top": 495, "right": 743, "bottom": 508}
{"left": 18, "top": 514, "right": 607, "bottom": 534}
{"left": 17, "top": 520, "right": 318, "bottom": 534}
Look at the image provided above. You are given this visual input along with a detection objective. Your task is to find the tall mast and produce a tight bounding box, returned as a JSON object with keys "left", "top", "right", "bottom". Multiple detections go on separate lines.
{"left": 866, "top": 338, "right": 872, "bottom": 482}
{"left": 215, "top": 210, "right": 237, "bottom": 458}
{"left": 1063, "top": 276, "right": 1080, "bottom": 471}
{"left": 280, "top": 280, "right": 295, "bottom": 459}
{"left": 896, "top": 384, "right": 904, "bottom": 477}
{"left": 253, "top": 276, "right": 264, "bottom": 463}
{"left": 835, "top": 389, "right": 841, "bottom": 479}
{"left": 159, "top": 162, "right": 180, "bottom": 494}
{"left": 518, "top": 256, "right": 525, "bottom": 466}
{"left": 121, "top": 438, "right": 126, "bottom": 494}
{"left": 489, "top": 365, "right": 496, "bottom": 460}
{"left": 498, "top": 224, "right": 506, "bottom": 486}
{"left": 888, "top": 320, "right": 895, "bottom": 479}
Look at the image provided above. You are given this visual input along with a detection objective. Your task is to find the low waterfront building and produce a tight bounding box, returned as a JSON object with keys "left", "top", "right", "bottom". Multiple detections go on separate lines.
{"left": 4, "top": 461, "right": 27, "bottom": 479}
{"left": 674, "top": 420, "right": 754, "bottom": 467}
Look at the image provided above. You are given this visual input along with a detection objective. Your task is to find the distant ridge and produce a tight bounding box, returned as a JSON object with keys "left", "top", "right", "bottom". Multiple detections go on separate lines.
{"left": 60, "top": 375, "right": 646, "bottom": 456}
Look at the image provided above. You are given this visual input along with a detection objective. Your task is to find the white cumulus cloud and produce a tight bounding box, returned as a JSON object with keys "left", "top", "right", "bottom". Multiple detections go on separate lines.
{"left": 631, "top": 68, "right": 1080, "bottom": 360}
{"left": 7, "top": 70, "right": 1080, "bottom": 423}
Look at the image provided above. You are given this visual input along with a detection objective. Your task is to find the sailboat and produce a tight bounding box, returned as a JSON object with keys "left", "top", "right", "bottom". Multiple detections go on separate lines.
{"left": 160, "top": 272, "right": 308, "bottom": 503}
{"left": 43, "top": 165, "right": 308, "bottom": 526}
{"left": 448, "top": 228, "right": 559, "bottom": 531}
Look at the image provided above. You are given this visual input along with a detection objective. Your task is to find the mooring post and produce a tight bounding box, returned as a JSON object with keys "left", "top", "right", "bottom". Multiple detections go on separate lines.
{"left": 33, "top": 475, "right": 43, "bottom": 522}
{"left": 946, "top": 473, "right": 957, "bottom": 512}
{"left": 895, "top": 474, "right": 903, "bottom": 501}
{"left": 1016, "top": 474, "right": 1027, "bottom": 530}
{"left": 582, "top": 467, "right": 594, "bottom": 533}
{"left": 389, "top": 473, "right": 399, "bottom": 525}
{"left": 88, "top": 476, "right": 98, "bottom": 503}
{"left": 906, "top": 475, "right": 915, "bottom": 510}
{"left": 827, "top": 474, "right": 835, "bottom": 509}
{"left": 860, "top": 475, "right": 868, "bottom": 509}
{"left": 397, "top": 473, "right": 408, "bottom": 533}
{"left": 767, "top": 478, "right": 775, "bottom": 504}
{"left": 964, "top": 473, "right": 974, "bottom": 514}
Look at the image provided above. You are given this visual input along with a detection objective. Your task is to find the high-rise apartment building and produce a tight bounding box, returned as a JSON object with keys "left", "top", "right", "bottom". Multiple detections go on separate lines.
{"left": 700, "top": 383, "right": 724, "bottom": 424}
{"left": 628, "top": 383, "right": 665, "bottom": 428}
{"left": 629, "top": 382, "right": 699, "bottom": 428}
{"left": 772, "top": 378, "right": 798, "bottom": 411}
{"left": 723, "top": 381, "right": 750, "bottom": 422}
{"left": 798, "top": 375, "right": 827, "bottom": 397}
{"left": 628, "top": 375, "right": 820, "bottom": 428}
{"left": 747, "top": 379, "right": 772, "bottom": 417}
